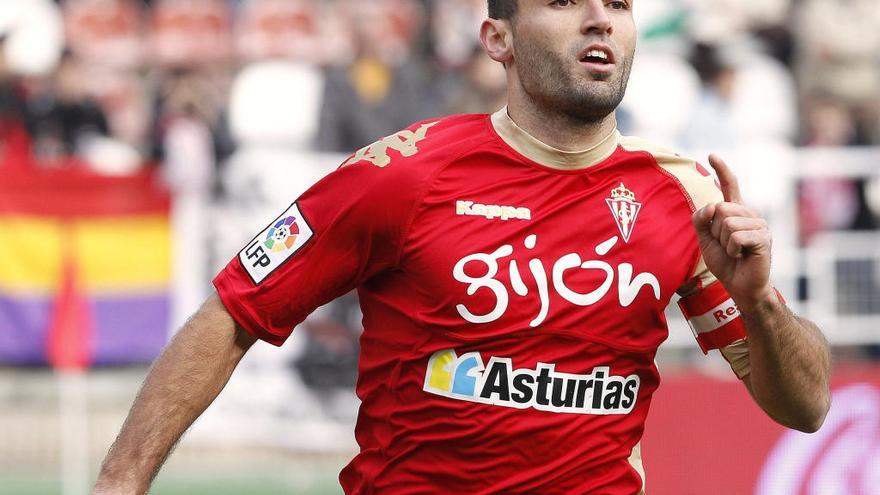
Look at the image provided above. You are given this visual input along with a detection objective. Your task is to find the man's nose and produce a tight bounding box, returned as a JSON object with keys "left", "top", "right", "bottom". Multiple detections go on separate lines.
{"left": 581, "top": 0, "right": 613, "bottom": 36}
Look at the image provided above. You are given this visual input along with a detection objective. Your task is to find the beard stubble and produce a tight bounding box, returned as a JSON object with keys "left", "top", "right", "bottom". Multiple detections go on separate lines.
{"left": 513, "top": 35, "right": 633, "bottom": 125}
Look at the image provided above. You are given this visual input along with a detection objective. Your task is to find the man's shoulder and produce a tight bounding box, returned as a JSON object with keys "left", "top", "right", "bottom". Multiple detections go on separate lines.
{"left": 331, "top": 114, "right": 494, "bottom": 203}
{"left": 618, "top": 134, "right": 723, "bottom": 211}
{"left": 402, "top": 113, "right": 498, "bottom": 163}
{"left": 341, "top": 113, "right": 495, "bottom": 176}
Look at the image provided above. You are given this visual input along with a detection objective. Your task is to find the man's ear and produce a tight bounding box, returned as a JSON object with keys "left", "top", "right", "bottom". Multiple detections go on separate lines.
{"left": 480, "top": 18, "right": 514, "bottom": 65}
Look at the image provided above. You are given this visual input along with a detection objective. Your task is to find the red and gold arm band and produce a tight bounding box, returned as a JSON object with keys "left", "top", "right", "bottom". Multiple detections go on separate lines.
{"left": 678, "top": 282, "right": 748, "bottom": 354}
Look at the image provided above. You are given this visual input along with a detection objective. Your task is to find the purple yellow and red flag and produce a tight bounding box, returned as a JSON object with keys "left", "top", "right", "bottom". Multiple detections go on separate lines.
{"left": 0, "top": 166, "right": 171, "bottom": 367}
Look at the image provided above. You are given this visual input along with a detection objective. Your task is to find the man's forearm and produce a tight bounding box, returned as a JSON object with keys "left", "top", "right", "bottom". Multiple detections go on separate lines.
{"left": 94, "top": 294, "right": 256, "bottom": 494}
{"left": 740, "top": 291, "right": 831, "bottom": 433}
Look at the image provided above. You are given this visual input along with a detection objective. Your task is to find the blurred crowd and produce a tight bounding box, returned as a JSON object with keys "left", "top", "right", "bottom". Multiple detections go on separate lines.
{"left": 0, "top": 0, "right": 877, "bottom": 173}
{"left": 1, "top": 0, "right": 879, "bottom": 379}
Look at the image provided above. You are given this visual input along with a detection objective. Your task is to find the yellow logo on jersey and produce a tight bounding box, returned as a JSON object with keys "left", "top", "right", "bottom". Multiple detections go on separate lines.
{"left": 344, "top": 121, "right": 439, "bottom": 168}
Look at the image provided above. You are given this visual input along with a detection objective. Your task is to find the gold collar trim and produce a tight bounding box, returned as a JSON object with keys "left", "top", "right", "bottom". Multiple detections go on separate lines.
{"left": 491, "top": 107, "right": 620, "bottom": 170}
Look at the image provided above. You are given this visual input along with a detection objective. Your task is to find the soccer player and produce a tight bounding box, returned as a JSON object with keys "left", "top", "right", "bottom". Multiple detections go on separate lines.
{"left": 94, "top": 1, "right": 831, "bottom": 493}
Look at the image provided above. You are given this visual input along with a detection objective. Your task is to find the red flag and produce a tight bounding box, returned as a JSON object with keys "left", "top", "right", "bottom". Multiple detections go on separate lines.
{"left": 47, "top": 223, "right": 94, "bottom": 370}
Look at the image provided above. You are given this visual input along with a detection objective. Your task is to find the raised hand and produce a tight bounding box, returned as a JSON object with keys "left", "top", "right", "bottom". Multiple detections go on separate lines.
{"left": 692, "top": 154, "right": 774, "bottom": 309}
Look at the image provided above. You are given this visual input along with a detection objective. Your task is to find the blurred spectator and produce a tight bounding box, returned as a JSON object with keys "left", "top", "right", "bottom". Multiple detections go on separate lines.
{"left": 752, "top": 24, "right": 795, "bottom": 67}
{"left": 25, "top": 51, "right": 110, "bottom": 165}
{"left": 430, "top": 0, "right": 484, "bottom": 69}
{"left": 680, "top": 43, "right": 739, "bottom": 150}
{"left": 798, "top": 95, "right": 872, "bottom": 243}
{"left": 796, "top": 0, "right": 880, "bottom": 145}
{"left": 802, "top": 96, "right": 860, "bottom": 147}
{"left": 86, "top": 68, "right": 152, "bottom": 152}
{"left": 440, "top": 46, "right": 506, "bottom": 116}
{"left": 796, "top": 0, "right": 880, "bottom": 109}
{"left": 685, "top": 0, "right": 791, "bottom": 45}
{"left": 0, "top": 37, "right": 31, "bottom": 169}
{"left": 799, "top": 179, "right": 861, "bottom": 244}
{"left": 316, "top": 0, "right": 440, "bottom": 152}
{"left": 151, "top": 68, "right": 234, "bottom": 169}
{"left": 61, "top": 0, "right": 153, "bottom": 157}
{"left": 156, "top": 70, "right": 216, "bottom": 191}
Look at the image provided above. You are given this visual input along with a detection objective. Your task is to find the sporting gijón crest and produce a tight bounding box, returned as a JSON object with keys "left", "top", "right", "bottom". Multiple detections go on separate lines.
{"left": 606, "top": 183, "right": 642, "bottom": 243}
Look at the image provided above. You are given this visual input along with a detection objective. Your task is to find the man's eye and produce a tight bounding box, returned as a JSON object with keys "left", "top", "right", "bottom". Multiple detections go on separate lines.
{"left": 607, "top": 1, "right": 629, "bottom": 9}
{"left": 552, "top": 0, "right": 574, "bottom": 6}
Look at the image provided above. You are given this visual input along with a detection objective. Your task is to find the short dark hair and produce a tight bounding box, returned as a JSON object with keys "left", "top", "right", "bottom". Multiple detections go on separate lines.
{"left": 488, "top": 0, "right": 518, "bottom": 20}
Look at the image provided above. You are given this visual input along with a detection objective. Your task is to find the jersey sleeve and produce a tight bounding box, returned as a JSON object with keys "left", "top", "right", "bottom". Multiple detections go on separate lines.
{"left": 620, "top": 136, "right": 751, "bottom": 379}
{"left": 212, "top": 155, "right": 426, "bottom": 346}
{"left": 669, "top": 157, "right": 752, "bottom": 379}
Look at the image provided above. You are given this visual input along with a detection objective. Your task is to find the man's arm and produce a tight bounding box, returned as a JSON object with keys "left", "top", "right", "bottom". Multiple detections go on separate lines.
{"left": 693, "top": 154, "right": 831, "bottom": 433}
{"left": 739, "top": 298, "right": 831, "bottom": 432}
{"left": 93, "top": 292, "right": 257, "bottom": 494}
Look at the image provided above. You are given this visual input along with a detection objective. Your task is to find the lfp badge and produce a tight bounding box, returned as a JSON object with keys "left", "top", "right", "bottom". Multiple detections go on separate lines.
{"left": 265, "top": 216, "right": 299, "bottom": 252}
{"left": 239, "top": 203, "right": 314, "bottom": 285}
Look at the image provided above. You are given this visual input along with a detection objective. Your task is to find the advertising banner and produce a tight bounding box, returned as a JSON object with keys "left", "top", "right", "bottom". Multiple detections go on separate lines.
{"left": 642, "top": 366, "right": 880, "bottom": 495}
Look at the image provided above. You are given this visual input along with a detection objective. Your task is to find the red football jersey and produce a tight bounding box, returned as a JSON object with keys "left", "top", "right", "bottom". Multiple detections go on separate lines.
{"left": 214, "top": 110, "right": 750, "bottom": 494}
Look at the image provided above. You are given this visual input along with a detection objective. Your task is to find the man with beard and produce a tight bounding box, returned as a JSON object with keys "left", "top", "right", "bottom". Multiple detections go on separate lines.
{"left": 95, "top": 1, "right": 831, "bottom": 494}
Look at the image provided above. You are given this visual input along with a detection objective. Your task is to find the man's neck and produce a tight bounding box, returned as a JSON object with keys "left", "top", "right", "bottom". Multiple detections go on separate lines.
{"left": 506, "top": 90, "right": 617, "bottom": 153}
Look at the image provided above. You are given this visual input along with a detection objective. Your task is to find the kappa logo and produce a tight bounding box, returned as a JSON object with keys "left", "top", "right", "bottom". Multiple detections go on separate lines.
{"left": 240, "top": 203, "right": 314, "bottom": 285}
{"left": 456, "top": 200, "right": 532, "bottom": 221}
{"left": 606, "top": 183, "right": 642, "bottom": 243}
{"left": 344, "top": 121, "right": 439, "bottom": 168}
{"left": 423, "top": 349, "right": 640, "bottom": 415}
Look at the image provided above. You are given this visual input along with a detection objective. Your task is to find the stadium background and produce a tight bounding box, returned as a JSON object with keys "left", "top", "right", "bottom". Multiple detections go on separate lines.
{"left": 0, "top": 0, "right": 878, "bottom": 494}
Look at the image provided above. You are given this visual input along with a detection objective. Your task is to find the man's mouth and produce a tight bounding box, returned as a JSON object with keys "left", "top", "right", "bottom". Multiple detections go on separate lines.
{"left": 578, "top": 44, "right": 615, "bottom": 72}
{"left": 582, "top": 49, "right": 610, "bottom": 64}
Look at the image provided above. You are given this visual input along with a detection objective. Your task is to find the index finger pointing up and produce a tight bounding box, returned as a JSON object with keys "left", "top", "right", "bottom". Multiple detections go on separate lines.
{"left": 708, "top": 154, "right": 743, "bottom": 204}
